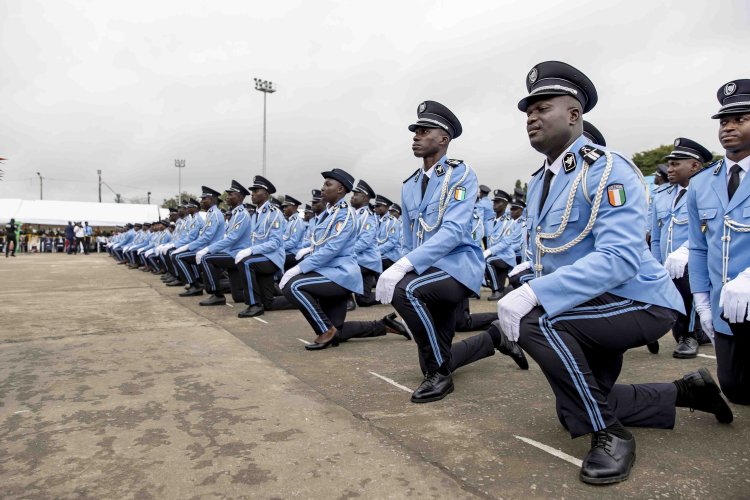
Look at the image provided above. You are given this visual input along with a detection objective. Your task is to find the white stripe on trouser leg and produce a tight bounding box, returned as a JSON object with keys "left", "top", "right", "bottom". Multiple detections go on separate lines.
{"left": 176, "top": 252, "right": 196, "bottom": 283}
{"left": 202, "top": 255, "right": 218, "bottom": 291}
{"left": 405, "top": 271, "right": 451, "bottom": 367}
{"left": 242, "top": 257, "right": 269, "bottom": 306}
{"left": 486, "top": 257, "right": 499, "bottom": 290}
{"left": 291, "top": 276, "right": 331, "bottom": 333}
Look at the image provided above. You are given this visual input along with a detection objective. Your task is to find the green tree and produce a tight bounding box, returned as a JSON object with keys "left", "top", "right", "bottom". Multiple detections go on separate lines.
{"left": 161, "top": 192, "right": 199, "bottom": 209}
{"left": 632, "top": 145, "right": 724, "bottom": 176}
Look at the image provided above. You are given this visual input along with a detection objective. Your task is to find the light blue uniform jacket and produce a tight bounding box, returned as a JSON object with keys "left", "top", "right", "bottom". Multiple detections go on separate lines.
{"left": 525, "top": 135, "right": 683, "bottom": 317}
{"left": 688, "top": 160, "right": 750, "bottom": 336}
{"left": 283, "top": 213, "right": 307, "bottom": 254}
{"left": 353, "top": 207, "right": 382, "bottom": 273}
{"left": 206, "top": 206, "right": 252, "bottom": 259}
{"left": 401, "top": 156, "right": 485, "bottom": 295}
{"left": 377, "top": 214, "right": 402, "bottom": 262}
{"left": 188, "top": 206, "right": 225, "bottom": 251}
{"left": 487, "top": 215, "right": 522, "bottom": 268}
{"left": 650, "top": 184, "right": 689, "bottom": 264}
{"left": 247, "top": 201, "right": 285, "bottom": 271}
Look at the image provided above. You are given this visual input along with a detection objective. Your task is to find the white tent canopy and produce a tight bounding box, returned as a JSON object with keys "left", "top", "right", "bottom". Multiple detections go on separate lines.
{"left": 0, "top": 198, "right": 169, "bottom": 226}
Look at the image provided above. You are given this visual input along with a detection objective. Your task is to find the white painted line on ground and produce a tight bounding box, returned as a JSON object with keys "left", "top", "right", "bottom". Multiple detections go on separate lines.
{"left": 14, "top": 410, "right": 30, "bottom": 414}
{"left": 514, "top": 435, "right": 582, "bottom": 467}
{"left": 297, "top": 338, "right": 312, "bottom": 345}
{"left": 369, "top": 371, "right": 413, "bottom": 393}
{"left": 254, "top": 317, "right": 269, "bottom": 324}
{"left": 226, "top": 303, "right": 234, "bottom": 308}
{"left": 697, "top": 353, "right": 716, "bottom": 360}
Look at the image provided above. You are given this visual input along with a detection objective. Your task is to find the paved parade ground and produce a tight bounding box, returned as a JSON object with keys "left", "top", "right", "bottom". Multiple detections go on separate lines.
{"left": 1, "top": 254, "right": 748, "bottom": 498}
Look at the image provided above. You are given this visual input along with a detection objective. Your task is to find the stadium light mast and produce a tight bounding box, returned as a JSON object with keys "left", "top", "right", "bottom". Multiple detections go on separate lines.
{"left": 175, "top": 159, "right": 185, "bottom": 205}
{"left": 253, "top": 78, "right": 276, "bottom": 177}
{"left": 36, "top": 171, "right": 43, "bottom": 200}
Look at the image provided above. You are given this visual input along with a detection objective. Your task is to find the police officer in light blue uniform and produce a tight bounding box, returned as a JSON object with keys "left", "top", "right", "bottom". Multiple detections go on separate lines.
{"left": 475, "top": 185, "right": 493, "bottom": 247}
{"left": 508, "top": 199, "right": 526, "bottom": 264}
{"left": 145, "top": 220, "right": 173, "bottom": 273}
{"left": 158, "top": 206, "right": 187, "bottom": 281}
{"left": 232, "top": 176, "right": 286, "bottom": 318}
{"left": 348, "top": 179, "right": 382, "bottom": 308}
{"left": 111, "top": 223, "right": 134, "bottom": 263}
{"left": 688, "top": 79, "right": 750, "bottom": 406}
{"left": 137, "top": 221, "right": 163, "bottom": 270}
{"left": 388, "top": 203, "right": 407, "bottom": 258}
{"left": 372, "top": 194, "right": 400, "bottom": 270}
{"left": 470, "top": 203, "right": 484, "bottom": 249}
{"left": 125, "top": 223, "right": 149, "bottom": 267}
{"left": 280, "top": 169, "right": 363, "bottom": 350}
{"left": 281, "top": 195, "right": 306, "bottom": 270}
{"left": 499, "top": 61, "right": 732, "bottom": 485}
{"left": 375, "top": 100, "right": 484, "bottom": 404}
{"left": 199, "top": 180, "right": 253, "bottom": 307}
{"left": 165, "top": 199, "right": 204, "bottom": 286}
{"left": 172, "top": 186, "right": 225, "bottom": 297}
{"left": 483, "top": 189, "right": 519, "bottom": 301}
{"left": 651, "top": 138, "right": 714, "bottom": 358}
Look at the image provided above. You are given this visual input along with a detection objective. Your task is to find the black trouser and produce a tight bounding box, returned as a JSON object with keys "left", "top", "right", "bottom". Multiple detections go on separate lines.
{"left": 672, "top": 268, "right": 695, "bottom": 342}
{"left": 238, "top": 256, "right": 278, "bottom": 307}
{"left": 454, "top": 298, "right": 497, "bottom": 332}
{"left": 516, "top": 293, "right": 679, "bottom": 437}
{"left": 418, "top": 329, "right": 496, "bottom": 374}
{"left": 67, "top": 236, "right": 75, "bottom": 254}
{"left": 75, "top": 236, "right": 88, "bottom": 254}
{"left": 161, "top": 249, "right": 179, "bottom": 275}
{"left": 147, "top": 255, "right": 163, "bottom": 272}
{"left": 714, "top": 331, "right": 750, "bottom": 405}
{"left": 201, "top": 253, "right": 245, "bottom": 301}
{"left": 284, "top": 253, "right": 298, "bottom": 271}
{"left": 485, "top": 257, "right": 510, "bottom": 292}
{"left": 174, "top": 251, "right": 201, "bottom": 285}
{"left": 382, "top": 258, "right": 394, "bottom": 271}
{"left": 340, "top": 320, "right": 387, "bottom": 342}
{"left": 5, "top": 236, "right": 17, "bottom": 257}
{"left": 355, "top": 267, "right": 379, "bottom": 307}
{"left": 391, "top": 267, "right": 471, "bottom": 374}
{"left": 282, "top": 272, "right": 350, "bottom": 335}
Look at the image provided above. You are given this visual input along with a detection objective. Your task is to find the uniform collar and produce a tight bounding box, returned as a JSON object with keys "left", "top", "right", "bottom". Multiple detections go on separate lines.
{"left": 543, "top": 137, "right": 581, "bottom": 176}
{"left": 422, "top": 155, "right": 447, "bottom": 179}
{"left": 726, "top": 154, "right": 750, "bottom": 177}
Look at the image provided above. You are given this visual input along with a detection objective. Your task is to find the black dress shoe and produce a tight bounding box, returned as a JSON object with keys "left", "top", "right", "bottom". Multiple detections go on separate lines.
{"left": 238, "top": 304, "right": 264, "bottom": 318}
{"left": 346, "top": 296, "right": 357, "bottom": 311}
{"left": 179, "top": 285, "right": 204, "bottom": 297}
{"left": 487, "top": 291, "right": 503, "bottom": 301}
{"left": 305, "top": 331, "right": 341, "bottom": 350}
{"left": 165, "top": 280, "right": 184, "bottom": 287}
{"left": 161, "top": 273, "right": 175, "bottom": 281}
{"left": 646, "top": 341, "right": 659, "bottom": 354}
{"left": 383, "top": 313, "right": 412, "bottom": 340}
{"left": 673, "top": 336, "right": 699, "bottom": 359}
{"left": 676, "top": 367, "right": 733, "bottom": 423}
{"left": 495, "top": 333, "right": 529, "bottom": 370}
{"left": 579, "top": 431, "right": 636, "bottom": 485}
{"left": 199, "top": 294, "right": 226, "bottom": 306}
{"left": 411, "top": 371, "right": 454, "bottom": 403}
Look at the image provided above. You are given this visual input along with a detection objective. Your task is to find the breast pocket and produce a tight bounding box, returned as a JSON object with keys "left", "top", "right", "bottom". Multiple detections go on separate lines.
{"left": 743, "top": 207, "right": 750, "bottom": 220}
{"left": 547, "top": 207, "right": 580, "bottom": 227}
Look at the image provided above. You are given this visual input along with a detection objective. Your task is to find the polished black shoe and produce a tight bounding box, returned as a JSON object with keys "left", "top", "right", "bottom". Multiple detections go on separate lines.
{"left": 305, "top": 330, "right": 340, "bottom": 350}
{"left": 179, "top": 285, "right": 204, "bottom": 297}
{"left": 496, "top": 335, "right": 529, "bottom": 370}
{"left": 411, "top": 371, "right": 454, "bottom": 403}
{"left": 165, "top": 280, "right": 184, "bottom": 287}
{"left": 487, "top": 291, "right": 503, "bottom": 301}
{"left": 199, "top": 294, "right": 226, "bottom": 306}
{"left": 346, "top": 296, "right": 357, "bottom": 311}
{"left": 238, "top": 304, "right": 264, "bottom": 318}
{"left": 383, "top": 313, "right": 412, "bottom": 340}
{"left": 646, "top": 341, "right": 659, "bottom": 354}
{"left": 673, "top": 336, "right": 699, "bottom": 359}
{"left": 161, "top": 273, "right": 175, "bottom": 281}
{"left": 677, "top": 367, "right": 733, "bottom": 423}
{"left": 579, "top": 431, "right": 636, "bottom": 485}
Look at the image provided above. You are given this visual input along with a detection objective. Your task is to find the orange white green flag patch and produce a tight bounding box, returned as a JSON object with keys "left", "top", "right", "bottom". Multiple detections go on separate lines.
{"left": 607, "top": 184, "right": 626, "bottom": 207}
{"left": 453, "top": 186, "right": 466, "bottom": 201}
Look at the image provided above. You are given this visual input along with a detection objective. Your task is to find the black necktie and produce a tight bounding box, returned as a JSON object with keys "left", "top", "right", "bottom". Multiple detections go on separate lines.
{"left": 728, "top": 164, "right": 742, "bottom": 201}
{"left": 421, "top": 173, "right": 429, "bottom": 197}
{"left": 673, "top": 188, "right": 686, "bottom": 208}
{"left": 539, "top": 169, "right": 555, "bottom": 214}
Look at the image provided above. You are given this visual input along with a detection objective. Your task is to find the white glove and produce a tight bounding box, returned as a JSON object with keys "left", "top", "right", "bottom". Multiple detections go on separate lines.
{"left": 295, "top": 247, "right": 312, "bottom": 261}
{"left": 279, "top": 265, "right": 302, "bottom": 290}
{"left": 375, "top": 257, "right": 414, "bottom": 304}
{"left": 497, "top": 283, "right": 539, "bottom": 342}
{"left": 483, "top": 249, "right": 492, "bottom": 258}
{"left": 154, "top": 244, "right": 163, "bottom": 254}
{"left": 234, "top": 247, "right": 253, "bottom": 264}
{"left": 173, "top": 244, "right": 190, "bottom": 255}
{"left": 665, "top": 245, "right": 689, "bottom": 279}
{"left": 693, "top": 292, "right": 715, "bottom": 343}
{"left": 144, "top": 249, "right": 154, "bottom": 258}
{"left": 720, "top": 269, "right": 750, "bottom": 323}
{"left": 137, "top": 248, "right": 145, "bottom": 255}
{"left": 195, "top": 247, "right": 209, "bottom": 264}
{"left": 509, "top": 261, "right": 531, "bottom": 278}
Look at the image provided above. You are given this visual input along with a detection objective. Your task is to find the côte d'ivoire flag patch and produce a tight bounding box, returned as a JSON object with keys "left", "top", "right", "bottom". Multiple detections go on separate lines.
{"left": 453, "top": 186, "right": 466, "bottom": 201}
{"left": 607, "top": 184, "right": 626, "bottom": 207}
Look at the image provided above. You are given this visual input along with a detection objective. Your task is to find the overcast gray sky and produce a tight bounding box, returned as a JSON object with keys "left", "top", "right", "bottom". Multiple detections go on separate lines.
{"left": 1, "top": 0, "right": 748, "bottom": 204}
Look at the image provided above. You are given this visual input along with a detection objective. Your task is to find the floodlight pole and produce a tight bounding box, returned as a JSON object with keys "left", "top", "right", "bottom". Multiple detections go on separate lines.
{"left": 253, "top": 78, "right": 276, "bottom": 177}
{"left": 175, "top": 159, "right": 185, "bottom": 204}
{"left": 36, "top": 171, "right": 43, "bottom": 200}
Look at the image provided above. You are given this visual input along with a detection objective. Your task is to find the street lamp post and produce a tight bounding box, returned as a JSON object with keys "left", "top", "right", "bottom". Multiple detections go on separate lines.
{"left": 97, "top": 169, "right": 102, "bottom": 202}
{"left": 147, "top": 191, "right": 151, "bottom": 204}
{"left": 36, "top": 172, "right": 43, "bottom": 200}
{"left": 253, "top": 78, "right": 276, "bottom": 177}
{"left": 175, "top": 159, "right": 185, "bottom": 205}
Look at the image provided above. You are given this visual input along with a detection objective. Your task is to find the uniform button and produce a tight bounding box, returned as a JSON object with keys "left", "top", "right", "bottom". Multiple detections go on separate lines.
{"left": 536, "top": 226, "right": 541, "bottom": 231}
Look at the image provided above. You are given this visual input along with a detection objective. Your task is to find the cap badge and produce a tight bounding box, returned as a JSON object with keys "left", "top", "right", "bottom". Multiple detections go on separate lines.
{"left": 418, "top": 102, "right": 426, "bottom": 113}
{"left": 725, "top": 82, "right": 737, "bottom": 96}
{"left": 435, "top": 164, "right": 445, "bottom": 177}
{"left": 563, "top": 152, "right": 577, "bottom": 173}
{"left": 674, "top": 138, "right": 680, "bottom": 147}
{"left": 529, "top": 67, "right": 538, "bottom": 84}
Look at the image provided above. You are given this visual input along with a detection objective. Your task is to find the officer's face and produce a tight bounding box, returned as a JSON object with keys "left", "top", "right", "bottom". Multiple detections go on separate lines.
{"left": 251, "top": 188, "right": 269, "bottom": 206}
{"left": 493, "top": 199, "right": 508, "bottom": 214}
{"left": 667, "top": 159, "right": 699, "bottom": 186}
{"left": 282, "top": 205, "right": 297, "bottom": 218}
{"left": 412, "top": 127, "right": 449, "bottom": 158}
{"left": 200, "top": 197, "right": 213, "bottom": 210}
{"left": 374, "top": 204, "right": 388, "bottom": 216}
{"left": 225, "top": 191, "right": 242, "bottom": 207}
{"left": 350, "top": 192, "right": 368, "bottom": 208}
{"left": 312, "top": 199, "right": 325, "bottom": 213}
{"left": 510, "top": 207, "right": 523, "bottom": 219}
{"left": 321, "top": 178, "right": 345, "bottom": 204}
{"left": 389, "top": 209, "right": 400, "bottom": 219}
{"left": 304, "top": 211, "right": 313, "bottom": 221}
{"left": 525, "top": 96, "right": 581, "bottom": 155}
{"left": 719, "top": 113, "right": 750, "bottom": 155}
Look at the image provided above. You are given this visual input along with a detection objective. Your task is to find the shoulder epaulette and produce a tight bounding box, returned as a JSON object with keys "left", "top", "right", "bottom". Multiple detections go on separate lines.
{"left": 404, "top": 169, "right": 420, "bottom": 184}
{"left": 531, "top": 161, "right": 545, "bottom": 177}
{"left": 445, "top": 158, "right": 463, "bottom": 167}
{"left": 578, "top": 145, "right": 606, "bottom": 165}
{"left": 654, "top": 184, "right": 671, "bottom": 194}
{"left": 701, "top": 159, "right": 723, "bottom": 177}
